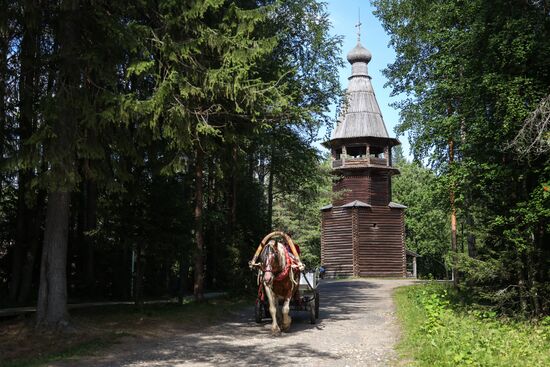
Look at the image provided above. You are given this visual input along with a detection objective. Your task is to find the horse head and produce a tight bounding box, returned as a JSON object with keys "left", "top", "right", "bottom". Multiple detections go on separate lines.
{"left": 260, "top": 240, "right": 284, "bottom": 285}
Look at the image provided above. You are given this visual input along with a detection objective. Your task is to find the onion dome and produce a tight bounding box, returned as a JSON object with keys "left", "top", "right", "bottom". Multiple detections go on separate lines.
{"left": 346, "top": 42, "right": 372, "bottom": 64}
{"left": 325, "top": 39, "right": 399, "bottom": 143}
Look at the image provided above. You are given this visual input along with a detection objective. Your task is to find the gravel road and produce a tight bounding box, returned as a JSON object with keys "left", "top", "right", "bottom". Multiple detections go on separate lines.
{"left": 49, "top": 278, "right": 416, "bottom": 367}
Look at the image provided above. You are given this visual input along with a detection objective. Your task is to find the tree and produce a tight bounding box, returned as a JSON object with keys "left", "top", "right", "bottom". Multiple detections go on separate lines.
{"left": 35, "top": 0, "right": 135, "bottom": 326}
{"left": 375, "top": 0, "right": 550, "bottom": 315}
{"left": 126, "top": 0, "right": 341, "bottom": 299}
{"left": 509, "top": 93, "right": 550, "bottom": 158}
{"left": 272, "top": 156, "right": 332, "bottom": 267}
{"left": 36, "top": 0, "right": 80, "bottom": 328}
{"left": 392, "top": 148, "right": 450, "bottom": 278}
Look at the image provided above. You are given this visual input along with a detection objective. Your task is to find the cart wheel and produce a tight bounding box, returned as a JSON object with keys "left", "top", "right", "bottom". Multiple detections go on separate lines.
{"left": 255, "top": 301, "right": 263, "bottom": 323}
{"left": 309, "top": 299, "right": 316, "bottom": 324}
{"left": 315, "top": 291, "right": 320, "bottom": 319}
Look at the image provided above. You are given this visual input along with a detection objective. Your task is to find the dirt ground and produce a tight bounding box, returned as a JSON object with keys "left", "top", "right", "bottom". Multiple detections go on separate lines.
{"left": 48, "top": 278, "right": 416, "bottom": 367}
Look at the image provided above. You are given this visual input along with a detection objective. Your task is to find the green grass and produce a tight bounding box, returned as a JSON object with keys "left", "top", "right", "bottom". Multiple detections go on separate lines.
{"left": 394, "top": 283, "right": 550, "bottom": 367}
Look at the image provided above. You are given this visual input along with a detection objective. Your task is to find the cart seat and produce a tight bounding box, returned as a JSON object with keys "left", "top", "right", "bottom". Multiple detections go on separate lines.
{"left": 299, "top": 271, "right": 317, "bottom": 291}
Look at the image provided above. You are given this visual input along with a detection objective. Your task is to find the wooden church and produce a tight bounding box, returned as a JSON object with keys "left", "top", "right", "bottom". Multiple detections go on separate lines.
{"left": 321, "top": 35, "right": 407, "bottom": 278}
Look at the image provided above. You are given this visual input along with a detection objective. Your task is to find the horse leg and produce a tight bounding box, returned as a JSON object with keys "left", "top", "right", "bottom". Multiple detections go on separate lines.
{"left": 263, "top": 285, "right": 280, "bottom": 335}
{"left": 281, "top": 297, "right": 292, "bottom": 331}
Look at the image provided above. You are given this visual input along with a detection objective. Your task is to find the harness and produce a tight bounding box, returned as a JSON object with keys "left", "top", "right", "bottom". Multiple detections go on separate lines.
{"left": 259, "top": 245, "right": 299, "bottom": 296}
{"left": 250, "top": 232, "right": 305, "bottom": 313}
{"left": 260, "top": 246, "right": 293, "bottom": 281}
{"left": 274, "top": 247, "right": 292, "bottom": 282}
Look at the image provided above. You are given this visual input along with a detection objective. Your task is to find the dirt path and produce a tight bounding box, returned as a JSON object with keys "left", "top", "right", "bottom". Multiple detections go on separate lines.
{"left": 49, "top": 279, "right": 416, "bottom": 367}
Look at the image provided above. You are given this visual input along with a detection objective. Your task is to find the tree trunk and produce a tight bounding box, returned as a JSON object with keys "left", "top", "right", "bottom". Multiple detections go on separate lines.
{"left": 231, "top": 146, "right": 237, "bottom": 228}
{"left": 18, "top": 243, "right": 39, "bottom": 304}
{"left": 530, "top": 224, "right": 545, "bottom": 316}
{"left": 193, "top": 146, "right": 205, "bottom": 301}
{"left": 36, "top": 191, "right": 70, "bottom": 328}
{"left": 0, "top": 0, "right": 7, "bottom": 164}
{"left": 85, "top": 179, "right": 97, "bottom": 291}
{"left": 122, "top": 243, "right": 130, "bottom": 299}
{"left": 518, "top": 256, "right": 529, "bottom": 314}
{"left": 267, "top": 167, "right": 274, "bottom": 231}
{"left": 178, "top": 252, "right": 189, "bottom": 304}
{"left": 17, "top": 199, "right": 43, "bottom": 303}
{"left": 36, "top": 0, "right": 79, "bottom": 329}
{"left": 134, "top": 242, "right": 143, "bottom": 306}
{"left": 9, "top": 230, "right": 24, "bottom": 302}
{"left": 267, "top": 146, "right": 275, "bottom": 231}
{"left": 449, "top": 138, "right": 458, "bottom": 286}
{"left": 178, "top": 174, "right": 188, "bottom": 305}
{"left": 18, "top": 155, "right": 47, "bottom": 303}
{"left": 226, "top": 145, "right": 237, "bottom": 242}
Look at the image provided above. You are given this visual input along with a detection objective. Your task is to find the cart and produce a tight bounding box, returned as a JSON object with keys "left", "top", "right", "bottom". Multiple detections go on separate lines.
{"left": 255, "top": 268, "right": 320, "bottom": 324}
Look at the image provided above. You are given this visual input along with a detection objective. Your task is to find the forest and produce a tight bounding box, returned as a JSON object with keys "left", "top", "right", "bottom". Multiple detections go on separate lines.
{"left": 0, "top": 0, "right": 342, "bottom": 329}
{"left": 0, "top": 0, "right": 549, "bottom": 336}
{"left": 375, "top": 0, "right": 550, "bottom": 317}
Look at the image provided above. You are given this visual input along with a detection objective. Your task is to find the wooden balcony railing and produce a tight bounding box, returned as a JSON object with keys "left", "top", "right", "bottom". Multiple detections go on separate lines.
{"left": 370, "top": 157, "right": 387, "bottom": 166}
{"left": 331, "top": 156, "right": 389, "bottom": 169}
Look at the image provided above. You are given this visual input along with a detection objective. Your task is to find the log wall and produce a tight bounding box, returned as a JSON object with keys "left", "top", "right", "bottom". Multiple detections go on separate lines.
{"left": 370, "top": 172, "right": 390, "bottom": 206}
{"left": 357, "top": 207, "right": 405, "bottom": 277}
{"left": 333, "top": 175, "right": 370, "bottom": 206}
{"left": 321, "top": 206, "right": 405, "bottom": 278}
{"left": 333, "top": 172, "right": 391, "bottom": 207}
{"left": 321, "top": 208, "right": 353, "bottom": 277}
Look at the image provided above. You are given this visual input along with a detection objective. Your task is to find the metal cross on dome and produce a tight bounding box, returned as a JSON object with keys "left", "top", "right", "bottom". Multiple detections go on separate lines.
{"left": 355, "top": 9, "right": 362, "bottom": 42}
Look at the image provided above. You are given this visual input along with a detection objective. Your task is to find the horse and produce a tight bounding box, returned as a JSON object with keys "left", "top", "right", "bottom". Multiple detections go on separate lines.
{"left": 249, "top": 232, "right": 304, "bottom": 335}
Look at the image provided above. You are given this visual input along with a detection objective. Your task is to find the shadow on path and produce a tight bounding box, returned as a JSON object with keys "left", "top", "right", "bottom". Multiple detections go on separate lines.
{"left": 53, "top": 279, "right": 413, "bottom": 367}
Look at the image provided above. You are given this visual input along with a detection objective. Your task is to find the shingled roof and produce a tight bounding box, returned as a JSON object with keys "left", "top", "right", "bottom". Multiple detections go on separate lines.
{"left": 330, "top": 42, "right": 391, "bottom": 141}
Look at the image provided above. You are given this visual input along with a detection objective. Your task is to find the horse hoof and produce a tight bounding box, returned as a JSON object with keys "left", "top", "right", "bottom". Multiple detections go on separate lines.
{"left": 271, "top": 327, "right": 281, "bottom": 336}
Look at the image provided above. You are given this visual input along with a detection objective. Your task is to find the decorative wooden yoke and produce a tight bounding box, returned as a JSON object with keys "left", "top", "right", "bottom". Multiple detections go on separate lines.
{"left": 248, "top": 231, "right": 305, "bottom": 271}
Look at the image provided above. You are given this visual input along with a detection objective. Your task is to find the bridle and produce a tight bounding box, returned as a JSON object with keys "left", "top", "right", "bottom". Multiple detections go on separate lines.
{"left": 261, "top": 241, "right": 296, "bottom": 287}
{"left": 261, "top": 243, "right": 281, "bottom": 284}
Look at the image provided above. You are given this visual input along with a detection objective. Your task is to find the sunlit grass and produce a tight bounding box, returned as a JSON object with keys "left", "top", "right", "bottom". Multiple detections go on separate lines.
{"left": 394, "top": 283, "right": 550, "bottom": 367}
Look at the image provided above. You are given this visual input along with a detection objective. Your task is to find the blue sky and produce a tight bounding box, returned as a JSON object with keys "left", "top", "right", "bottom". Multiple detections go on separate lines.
{"left": 320, "top": 0, "right": 410, "bottom": 156}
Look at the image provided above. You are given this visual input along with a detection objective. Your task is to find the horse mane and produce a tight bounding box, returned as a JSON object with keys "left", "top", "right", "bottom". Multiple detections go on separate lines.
{"left": 259, "top": 242, "right": 272, "bottom": 263}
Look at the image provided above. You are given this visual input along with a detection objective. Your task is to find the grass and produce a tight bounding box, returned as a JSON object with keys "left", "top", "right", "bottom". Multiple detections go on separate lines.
{"left": 0, "top": 296, "right": 251, "bottom": 367}
{"left": 394, "top": 283, "right": 550, "bottom": 367}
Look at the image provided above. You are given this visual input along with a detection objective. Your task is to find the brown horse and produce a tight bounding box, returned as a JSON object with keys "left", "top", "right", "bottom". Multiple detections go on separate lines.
{"left": 249, "top": 232, "right": 304, "bottom": 335}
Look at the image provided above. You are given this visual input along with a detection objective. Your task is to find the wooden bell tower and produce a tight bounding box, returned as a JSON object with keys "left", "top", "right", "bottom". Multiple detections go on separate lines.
{"left": 321, "top": 34, "right": 406, "bottom": 278}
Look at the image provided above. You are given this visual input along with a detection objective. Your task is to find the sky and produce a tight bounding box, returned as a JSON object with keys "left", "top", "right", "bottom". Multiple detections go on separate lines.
{"left": 320, "top": 0, "right": 410, "bottom": 157}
